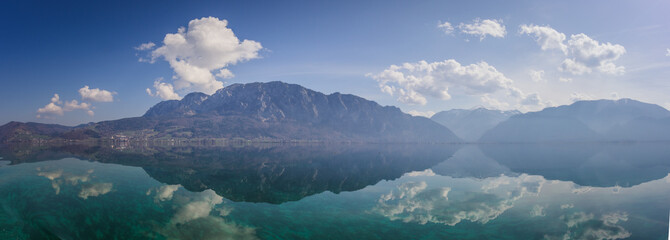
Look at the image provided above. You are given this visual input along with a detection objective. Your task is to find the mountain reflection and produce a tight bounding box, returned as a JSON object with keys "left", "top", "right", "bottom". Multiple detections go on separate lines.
{"left": 1, "top": 143, "right": 670, "bottom": 239}
{"left": 0, "top": 143, "right": 459, "bottom": 204}
{"left": 477, "top": 143, "right": 670, "bottom": 187}
{"left": 2, "top": 142, "right": 670, "bottom": 198}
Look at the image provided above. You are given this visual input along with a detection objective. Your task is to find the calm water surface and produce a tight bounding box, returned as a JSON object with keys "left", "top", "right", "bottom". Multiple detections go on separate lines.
{"left": 0, "top": 143, "right": 668, "bottom": 239}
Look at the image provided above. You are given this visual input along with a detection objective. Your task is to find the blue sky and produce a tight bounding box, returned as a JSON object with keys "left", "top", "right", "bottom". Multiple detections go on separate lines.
{"left": 1, "top": 0, "right": 669, "bottom": 125}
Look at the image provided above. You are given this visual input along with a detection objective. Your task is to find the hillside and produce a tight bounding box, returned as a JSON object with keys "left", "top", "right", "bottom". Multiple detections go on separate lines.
{"left": 0, "top": 82, "right": 462, "bottom": 143}
{"left": 480, "top": 99, "right": 670, "bottom": 142}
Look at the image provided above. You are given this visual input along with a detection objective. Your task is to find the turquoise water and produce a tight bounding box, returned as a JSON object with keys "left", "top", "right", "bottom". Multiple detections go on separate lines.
{"left": 0, "top": 143, "right": 668, "bottom": 239}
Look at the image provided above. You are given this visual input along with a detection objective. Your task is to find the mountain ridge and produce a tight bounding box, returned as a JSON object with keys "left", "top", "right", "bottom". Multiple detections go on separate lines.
{"left": 1, "top": 81, "right": 461, "bottom": 143}
{"left": 431, "top": 108, "right": 520, "bottom": 142}
{"left": 480, "top": 98, "right": 670, "bottom": 142}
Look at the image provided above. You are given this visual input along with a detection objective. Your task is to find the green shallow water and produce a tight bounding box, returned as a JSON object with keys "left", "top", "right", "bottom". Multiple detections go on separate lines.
{"left": 0, "top": 143, "right": 668, "bottom": 239}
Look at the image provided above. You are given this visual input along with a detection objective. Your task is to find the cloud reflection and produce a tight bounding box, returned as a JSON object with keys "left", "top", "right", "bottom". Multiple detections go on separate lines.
{"left": 36, "top": 167, "right": 112, "bottom": 199}
{"left": 374, "top": 174, "right": 545, "bottom": 226}
{"left": 156, "top": 189, "right": 258, "bottom": 240}
{"left": 544, "top": 211, "right": 631, "bottom": 240}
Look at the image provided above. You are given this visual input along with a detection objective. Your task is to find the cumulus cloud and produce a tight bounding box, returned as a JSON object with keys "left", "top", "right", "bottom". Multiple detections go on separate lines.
{"left": 145, "top": 16, "right": 263, "bottom": 97}
{"left": 558, "top": 77, "right": 573, "bottom": 83}
{"left": 560, "top": 58, "right": 592, "bottom": 75}
{"left": 134, "top": 42, "right": 156, "bottom": 50}
{"left": 437, "top": 21, "right": 454, "bottom": 34}
{"left": 370, "top": 59, "right": 542, "bottom": 108}
{"left": 407, "top": 110, "right": 436, "bottom": 118}
{"left": 458, "top": 19, "right": 506, "bottom": 41}
{"left": 64, "top": 100, "right": 94, "bottom": 116}
{"left": 37, "top": 94, "right": 65, "bottom": 118}
{"left": 146, "top": 78, "right": 181, "bottom": 100}
{"left": 521, "top": 25, "right": 626, "bottom": 75}
{"left": 519, "top": 24, "right": 567, "bottom": 53}
{"left": 666, "top": 48, "right": 670, "bottom": 56}
{"left": 480, "top": 94, "right": 510, "bottom": 110}
{"left": 37, "top": 86, "right": 115, "bottom": 118}
{"left": 568, "top": 33, "right": 626, "bottom": 75}
{"left": 520, "top": 93, "right": 542, "bottom": 106}
{"left": 79, "top": 86, "right": 115, "bottom": 102}
{"left": 570, "top": 92, "right": 595, "bottom": 102}
{"left": 610, "top": 92, "right": 619, "bottom": 99}
{"left": 528, "top": 70, "right": 545, "bottom": 82}
{"left": 37, "top": 92, "right": 98, "bottom": 118}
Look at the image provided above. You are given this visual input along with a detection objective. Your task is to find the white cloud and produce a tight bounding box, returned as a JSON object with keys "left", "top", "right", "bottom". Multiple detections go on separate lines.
{"left": 37, "top": 94, "right": 65, "bottom": 118}
{"left": 567, "top": 33, "right": 626, "bottom": 75}
{"left": 570, "top": 92, "right": 595, "bottom": 102}
{"left": 79, "top": 86, "right": 115, "bottom": 102}
{"left": 36, "top": 88, "right": 108, "bottom": 118}
{"left": 147, "top": 78, "right": 181, "bottom": 100}
{"left": 610, "top": 92, "right": 619, "bottom": 99}
{"left": 134, "top": 42, "right": 156, "bottom": 50}
{"left": 560, "top": 58, "right": 592, "bottom": 75}
{"left": 666, "top": 48, "right": 670, "bottom": 56}
{"left": 407, "top": 110, "right": 436, "bottom": 118}
{"left": 458, "top": 19, "right": 506, "bottom": 41}
{"left": 558, "top": 77, "right": 573, "bottom": 83}
{"left": 437, "top": 21, "right": 454, "bottom": 34}
{"left": 528, "top": 70, "right": 545, "bottom": 82}
{"left": 370, "top": 59, "right": 542, "bottom": 108}
{"left": 521, "top": 25, "right": 626, "bottom": 75}
{"left": 51, "top": 94, "right": 61, "bottom": 104}
{"left": 480, "top": 94, "right": 510, "bottom": 110}
{"left": 148, "top": 16, "right": 263, "bottom": 95}
{"left": 520, "top": 93, "right": 542, "bottom": 106}
{"left": 371, "top": 60, "right": 512, "bottom": 105}
{"left": 215, "top": 68, "right": 235, "bottom": 79}
{"left": 519, "top": 24, "right": 567, "bottom": 53}
{"left": 64, "top": 100, "right": 94, "bottom": 116}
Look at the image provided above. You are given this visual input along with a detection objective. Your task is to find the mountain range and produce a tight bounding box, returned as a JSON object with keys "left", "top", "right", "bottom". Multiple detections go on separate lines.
{"left": 431, "top": 108, "right": 519, "bottom": 142}
{"left": 1, "top": 82, "right": 670, "bottom": 143}
{"left": 480, "top": 98, "right": 670, "bottom": 142}
{"left": 0, "top": 81, "right": 460, "bottom": 143}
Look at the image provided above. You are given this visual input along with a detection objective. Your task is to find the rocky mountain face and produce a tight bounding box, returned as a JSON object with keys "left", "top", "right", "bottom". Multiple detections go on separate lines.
{"left": 431, "top": 108, "right": 519, "bottom": 142}
{"left": 1, "top": 82, "right": 461, "bottom": 143}
{"left": 480, "top": 99, "right": 670, "bottom": 142}
{"left": 134, "top": 81, "right": 461, "bottom": 142}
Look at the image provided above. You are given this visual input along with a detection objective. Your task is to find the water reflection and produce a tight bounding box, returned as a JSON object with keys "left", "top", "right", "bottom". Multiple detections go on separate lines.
{"left": 375, "top": 173, "right": 544, "bottom": 226}
{"left": 479, "top": 143, "right": 670, "bottom": 187}
{"left": 1, "top": 143, "right": 459, "bottom": 204}
{"left": 0, "top": 143, "right": 669, "bottom": 239}
{"left": 0, "top": 158, "right": 258, "bottom": 239}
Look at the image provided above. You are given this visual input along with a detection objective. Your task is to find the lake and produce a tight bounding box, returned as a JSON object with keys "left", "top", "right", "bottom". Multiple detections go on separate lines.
{"left": 0, "top": 143, "right": 668, "bottom": 239}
